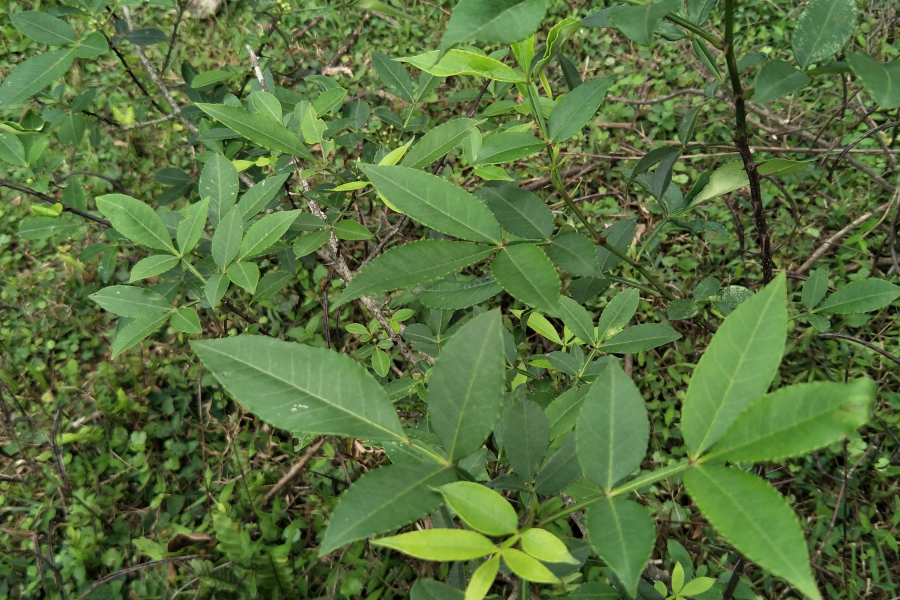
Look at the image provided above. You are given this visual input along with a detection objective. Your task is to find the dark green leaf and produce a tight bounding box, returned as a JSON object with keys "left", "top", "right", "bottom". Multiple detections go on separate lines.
{"left": 792, "top": 0, "right": 856, "bottom": 68}
{"left": 475, "top": 183, "right": 554, "bottom": 240}
{"left": 0, "top": 133, "right": 27, "bottom": 166}
{"left": 557, "top": 296, "right": 594, "bottom": 345}
{"left": 667, "top": 299, "right": 698, "bottom": 320}
{"left": 504, "top": 399, "right": 549, "bottom": 482}
{"left": 584, "top": 498, "right": 655, "bottom": 598}
{"left": 12, "top": 11, "right": 77, "bottom": 46}
{"left": 545, "top": 233, "right": 602, "bottom": 277}
{"left": 333, "top": 220, "right": 373, "bottom": 241}
{"left": 293, "top": 229, "right": 330, "bottom": 258}
{"left": 545, "top": 385, "right": 590, "bottom": 441}
{"left": 0, "top": 48, "right": 77, "bottom": 108}
{"left": 678, "top": 106, "right": 702, "bottom": 146}
{"left": 847, "top": 52, "right": 900, "bottom": 108}
{"left": 237, "top": 173, "right": 290, "bottom": 219}
{"left": 18, "top": 216, "right": 81, "bottom": 239}
{"left": 170, "top": 306, "right": 202, "bottom": 334}
{"left": 414, "top": 275, "right": 502, "bottom": 310}
{"left": 492, "top": 244, "right": 560, "bottom": 315}
{"left": 801, "top": 269, "right": 828, "bottom": 311}
{"left": 200, "top": 154, "right": 239, "bottom": 228}
{"left": 125, "top": 28, "right": 169, "bottom": 46}
{"left": 474, "top": 131, "right": 544, "bottom": 165}
{"left": 226, "top": 261, "right": 259, "bottom": 293}
{"left": 440, "top": 0, "right": 548, "bottom": 48}
{"left": 608, "top": 0, "right": 681, "bottom": 46}
{"left": 129, "top": 255, "right": 180, "bottom": 283}
{"left": 372, "top": 51, "right": 415, "bottom": 103}
{"left": 89, "top": 285, "right": 172, "bottom": 318}
{"left": 96, "top": 194, "right": 177, "bottom": 254}
{"left": 77, "top": 32, "right": 107, "bottom": 57}
{"left": 534, "top": 432, "right": 581, "bottom": 495}
{"left": 212, "top": 207, "right": 243, "bottom": 270}
{"left": 754, "top": 59, "right": 811, "bottom": 103}
{"left": 252, "top": 270, "right": 292, "bottom": 303}
{"left": 196, "top": 103, "right": 315, "bottom": 161}
{"left": 598, "top": 324, "right": 681, "bottom": 354}
{"left": 815, "top": 279, "right": 900, "bottom": 314}
{"left": 402, "top": 118, "right": 481, "bottom": 170}
{"left": 240, "top": 211, "right": 300, "bottom": 259}
{"left": 596, "top": 288, "right": 638, "bottom": 342}
{"left": 549, "top": 76, "right": 614, "bottom": 142}
{"left": 111, "top": 312, "right": 170, "bottom": 358}
{"left": 596, "top": 219, "right": 636, "bottom": 271}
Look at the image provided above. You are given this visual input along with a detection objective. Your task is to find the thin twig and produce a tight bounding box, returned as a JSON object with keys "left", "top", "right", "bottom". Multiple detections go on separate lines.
{"left": 0, "top": 178, "right": 111, "bottom": 227}
{"left": 721, "top": 556, "right": 745, "bottom": 600}
{"left": 795, "top": 200, "right": 894, "bottom": 274}
{"left": 261, "top": 437, "right": 327, "bottom": 508}
{"left": 75, "top": 555, "right": 207, "bottom": 600}
{"left": 58, "top": 170, "right": 130, "bottom": 194}
{"left": 817, "top": 333, "right": 900, "bottom": 366}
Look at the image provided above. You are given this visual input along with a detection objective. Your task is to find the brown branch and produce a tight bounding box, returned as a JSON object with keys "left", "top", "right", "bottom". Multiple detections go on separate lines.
{"left": 261, "top": 437, "right": 327, "bottom": 508}
{"left": 817, "top": 333, "right": 900, "bottom": 367}
{"left": 75, "top": 555, "right": 207, "bottom": 600}
{"left": 0, "top": 178, "right": 111, "bottom": 227}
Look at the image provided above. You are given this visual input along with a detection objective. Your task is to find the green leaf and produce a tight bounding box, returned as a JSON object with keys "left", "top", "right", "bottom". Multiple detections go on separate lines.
{"left": 754, "top": 59, "right": 811, "bottom": 103}
{"left": 360, "top": 164, "right": 502, "bottom": 244}
{"left": 415, "top": 275, "right": 502, "bottom": 310}
{"left": 17, "top": 216, "right": 80, "bottom": 239}
{"left": 226, "top": 261, "right": 260, "bottom": 293}
{"left": 89, "top": 285, "right": 173, "bottom": 318}
{"left": 237, "top": 173, "right": 291, "bottom": 218}
{"left": 465, "top": 554, "right": 500, "bottom": 600}
{"left": 792, "top": 0, "right": 856, "bottom": 68}
{"left": 129, "top": 255, "right": 180, "bottom": 283}
{"left": 527, "top": 312, "right": 562, "bottom": 345}
{"left": 125, "top": 28, "right": 168, "bottom": 46}
{"left": 190, "top": 69, "right": 239, "bottom": 88}
{"left": 681, "top": 274, "right": 788, "bottom": 458}
{"left": 58, "top": 114, "right": 86, "bottom": 147}
{"left": 806, "top": 313, "right": 831, "bottom": 332}
{"left": 437, "top": 481, "right": 518, "bottom": 536}
{"left": 595, "top": 218, "right": 636, "bottom": 271}
{"left": 0, "top": 133, "right": 27, "bottom": 166}
{"left": 191, "top": 335, "right": 405, "bottom": 440}
{"left": 801, "top": 269, "right": 828, "bottom": 310}
{"left": 534, "top": 431, "right": 581, "bottom": 494}
{"left": 12, "top": 11, "right": 77, "bottom": 46}
{"left": 545, "top": 386, "right": 590, "bottom": 441}
{"left": 684, "top": 466, "right": 821, "bottom": 600}
{"left": 678, "top": 106, "right": 702, "bottom": 147}
{"left": 313, "top": 87, "right": 348, "bottom": 117}
{"left": 402, "top": 118, "right": 482, "bottom": 170}
{"left": 504, "top": 399, "right": 549, "bottom": 482}
{"left": 474, "top": 131, "right": 544, "bottom": 165}
{"left": 680, "top": 577, "right": 716, "bottom": 597}
{"left": 177, "top": 198, "right": 209, "bottom": 255}
{"left": 549, "top": 76, "right": 615, "bottom": 142}
{"left": 598, "top": 324, "right": 681, "bottom": 354}
{"left": 704, "top": 379, "right": 875, "bottom": 463}
{"left": 204, "top": 273, "right": 229, "bottom": 306}
{"left": 520, "top": 528, "right": 578, "bottom": 564}
{"left": 374, "top": 529, "right": 497, "bottom": 561}
{"left": 76, "top": 31, "right": 108, "bottom": 58}
{"left": 596, "top": 288, "right": 638, "bottom": 342}
{"left": 200, "top": 154, "right": 239, "bottom": 228}
{"left": 847, "top": 51, "right": 900, "bottom": 108}
{"left": 576, "top": 361, "right": 648, "bottom": 490}
{"left": 195, "top": 103, "right": 315, "bottom": 161}
{"left": 557, "top": 296, "right": 594, "bottom": 345}
{"left": 475, "top": 183, "right": 554, "bottom": 240}
{"left": 608, "top": 0, "right": 681, "bottom": 46}
{"left": 413, "top": 580, "right": 465, "bottom": 600}
{"left": 252, "top": 270, "right": 292, "bottom": 303}
{"left": 240, "top": 210, "right": 300, "bottom": 259}
{"left": 0, "top": 47, "right": 76, "bottom": 108}
{"left": 815, "top": 279, "right": 900, "bottom": 314}
{"left": 372, "top": 51, "right": 415, "bottom": 103}
{"left": 440, "top": 0, "right": 548, "bottom": 48}
{"left": 398, "top": 50, "right": 526, "bottom": 83}
{"left": 757, "top": 158, "right": 811, "bottom": 177}
{"left": 338, "top": 241, "right": 494, "bottom": 307}
{"left": 501, "top": 548, "right": 559, "bottom": 583}
{"left": 584, "top": 498, "right": 655, "bottom": 598}
{"left": 491, "top": 244, "right": 560, "bottom": 315}
{"left": 111, "top": 312, "right": 170, "bottom": 358}
{"left": 293, "top": 229, "right": 331, "bottom": 258}
{"left": 667, "top": 299, "right": 698, "bottom": 320}
{"left": 532, "top": 17, "right": 582, "bottom": 76}
{"left": 372, "top": 349, "right": 391, "bottom": 377}
{"left": 692, "top": 161, "right": 748, "bottom": 204}
{"left": 428, "top": 311, "right": 505, "bottom": 462}
{"left": 212, "top": 207, "right": 243, "bottom": 270}
{"left": 250, "top": 91, "right": 281, "bottom": 121}
{"left": 333, "top": 220, "right": 373, "bottom": 241}
{"left": 320, "top": 463, "right": 457, "bottom": 555}
{"left": 545, "top": 233, "right": 602, "bottom": 278}
{"left": 170, "top": 306, "right": 202, "bottom": 334}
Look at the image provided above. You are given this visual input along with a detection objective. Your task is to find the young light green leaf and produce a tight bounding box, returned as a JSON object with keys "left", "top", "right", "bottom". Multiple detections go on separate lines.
{"left": 320, "top": 463, "right": 456, "bottom": 555}
{"left": 89, "top": 286, "right": 173, "bottom": 318}
{"left": 402, "top": 118, "right": 481, "bottom": 170}
{"left": 398, "top": 50, "right": 526, "bottom": 83}
{"left": 500, "top": 548, "right": 559, "bottom": 583}
{"left": 415, "top": 275, "right": 503, "bottom": 311}
{"left": 372, "top": 51, "right": 415, "bottom": 103}
{"left": 680, "top": 577, "right": 716, "bottom": 597}
{"left": 177, "top": 198, "right": 209, "bottom": 255}
{"left": 792, "top": 0, "right": 856, "bottom": 68}
{"left": 545, "top": 233, "right": 603, "bottom": 278}
{"left": 533, "top": 431, "right": 581, "bottom": 494}
{"left": 240, "top": 210, "right": 300, "bottom": 259}
{"left": 338, "top": 240, "right": 494, "bottom": 307}
{"left": 491, "top": 244, "right": 560, "bottom": 315}
{"left": 584, "top": 498, "right": 655, "bottom": 598}
{"left": 801, "top": 269, "right": 828, "bottom": 310}
{"left": 374, "top": 529, "right": 497, "bottom": 561}
{"left": 474, "top": 131, "right": 544, "bottom": 165}
{"left": 704, "top": 379, "right": 876, "bottom": 463}
{"left": 545, "top": 386, "right": 590, "bottom": 441}
{"left": 360, "top": 164, "right": 502, "bottom": 244}
{"left": 504, "top": 400, "right": 549, "bottom": 482}
{"left": 681, "top": 273, "right": 788, "bottom": 458}
{"left": 293, "top": 229, "right": 331, "bottom": 258}
{"left": 549, "top": 76, "right": 614, "bottom": 143}
{"left": 12, "top": 11, "right": 77, "bottom": 45}
{"left": 96, "top": 194, "right": 177, "bottom": 254}
{"left": 191, "top": 335, "right": 405, "bottom": 440}
{"left": 754, "top": 59, "right": 811, "bottom": 103}
{"left": 0, "top": 48, "right": 76, "bottom": 108}
{"left": 847, "top": 52, "right": 900, "bottom": 108}
{"left": 438, "top": 481, "right": 518, "bottom": 536}
{"left": 692, "top": 161, "right": 748, "bottom": 204}
{"left": 195, "top": 103, "right": 315, "bottom": 161}
{"left": 129, "top": 255, "right": 180, "bottom": 283}
{"left": 532, "top": 17, "right": 582, "bottom": 75}
{"left": 465, "top": 554, "right": 500, "bottom": 600}
{"left": 520, "top": 528, "right": 578, "bottom": 564}
{"left": 608, "top": 0, "right": 680, "bottom": 46}
{"left": 598, "top": 324, "right": 682, "bottom": 354}
{"left": 333, "top": 220, "right": 373, "bottom": 241}
{"left": 596, "top": 288, "right": 638, "bottom": 342}
{"left": 111, "top": 312, "right": 170, "bottom": 358}
{"left": 204, "top": 273, "right": 229, "bottom": 306}
{"left": 475, "top": 184, "right": 554, "bottom": 240}
{"left": 237, "top": 173, "right": 290, "bottom": 218}
{"left": 557, "top": 296, "right": 594, "bottom": 345}
{"left": 684, "top": 465, "right": 821, "bottom": 600}
{"left": 170, "top": 306, "right": 202, "bottom": 334}
{"left": 527, "top": 312, "right": 561, "bottom": 345}
{"left": 371, "top": 349, "right": 391, "bottom": 377}
{"left": 440, "top": 0, "right": 548, "bottom": 48}
{"left": 200, "top": 154, "right": 239, "bottom": 227}
{"left": 814, "top": 279, "right": 900, "bottom": 314}
{"left": 428, "top": 310, "right": 505, "bottom": 462}
{"left": 226, "top": 261, "right": 260, "bottom": 293}
{"left": 577, "top": 361, "right": 648, "bottom": 490}
{"left": 212, "top": 207, "right": 243, "bottom": 270}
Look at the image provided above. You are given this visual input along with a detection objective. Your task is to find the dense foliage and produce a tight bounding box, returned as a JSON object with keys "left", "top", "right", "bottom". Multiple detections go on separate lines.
{"left": 1, "top": 1, "right": 899, "bottom": 599}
